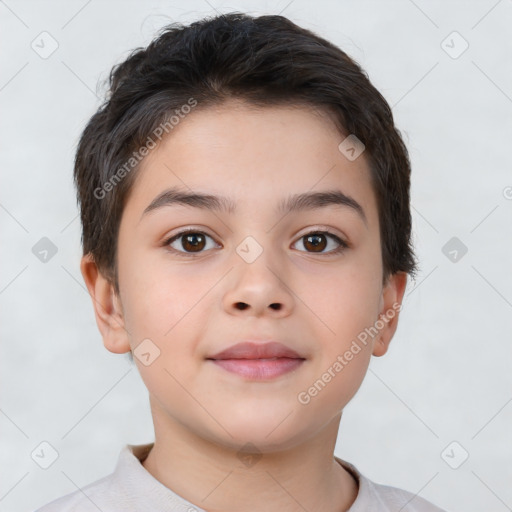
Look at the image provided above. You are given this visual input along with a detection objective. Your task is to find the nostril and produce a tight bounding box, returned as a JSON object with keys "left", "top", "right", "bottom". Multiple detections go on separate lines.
{"left": 234, "top": 302, "right": 282, "bottom": 311}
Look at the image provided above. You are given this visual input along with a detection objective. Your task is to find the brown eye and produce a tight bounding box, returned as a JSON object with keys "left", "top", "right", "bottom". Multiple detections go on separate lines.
{"left": 304, "top": 233, "right": 327, "bottom": 252}
{"left": 293, "top": 231, "right": 348, "bottom": 255}
{"left": 166, "top": 230, "right": 218, "bottom": 255}
{"left": 181, "top": 232, "right": 206, "bottom": 252}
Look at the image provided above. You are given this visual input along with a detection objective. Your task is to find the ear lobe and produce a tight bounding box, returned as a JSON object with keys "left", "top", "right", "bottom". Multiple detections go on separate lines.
{"left": 80, "top": 254, "right": 131, "bottom": 354}
{"left": 372, "top": 272, "right": 408, "bottom": 357}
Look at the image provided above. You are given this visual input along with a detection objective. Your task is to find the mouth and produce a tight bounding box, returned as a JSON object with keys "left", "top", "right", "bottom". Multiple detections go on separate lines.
{"left": 206, "top": 341, "right": 306, "bottom": 380}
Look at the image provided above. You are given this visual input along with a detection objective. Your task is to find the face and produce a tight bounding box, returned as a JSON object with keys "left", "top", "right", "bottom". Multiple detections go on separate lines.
{"left": 83, "top": 100, "right": 407, "bottom": 452}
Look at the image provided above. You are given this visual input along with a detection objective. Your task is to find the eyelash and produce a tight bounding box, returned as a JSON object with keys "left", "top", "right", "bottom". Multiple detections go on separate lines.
{"left": 162, "top": 228, "right": 349, "bottom": 258}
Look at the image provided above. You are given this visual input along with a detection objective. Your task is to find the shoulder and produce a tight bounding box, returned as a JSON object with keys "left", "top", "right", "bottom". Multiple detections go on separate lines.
{"left": 33, "top": 473, "right": 117, "bottom": 512}
{"left": 335, "top": 457, "right": 448, "bottom": 512}
{"left": 33, "top": 444, "right": 154, "bottom": 512}
{"left": 363, "top": 479, "right": 447, "bottom": 512}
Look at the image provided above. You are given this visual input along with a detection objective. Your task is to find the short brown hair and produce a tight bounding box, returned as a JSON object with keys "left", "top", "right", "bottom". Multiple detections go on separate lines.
{"left": 74, "top": 12, "right": 418, "bottom": 295}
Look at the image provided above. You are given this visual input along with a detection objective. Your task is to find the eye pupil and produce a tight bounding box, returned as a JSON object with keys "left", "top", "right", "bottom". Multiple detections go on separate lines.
{"left": 305, "top": 234, "right": 326, "bottom": 252}
{"left": 183, "top": 233, "right": 205, "bottom": 252}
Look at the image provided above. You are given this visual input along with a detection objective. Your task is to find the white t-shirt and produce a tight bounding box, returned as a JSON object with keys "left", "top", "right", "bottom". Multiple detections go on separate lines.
{"left": 35, "top": 443, "right": 447, "bottom": 511}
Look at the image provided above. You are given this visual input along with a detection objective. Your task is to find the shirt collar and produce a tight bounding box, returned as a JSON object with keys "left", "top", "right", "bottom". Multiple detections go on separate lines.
{"left": 112, "top": 443, "right": 370, "bottom": 511}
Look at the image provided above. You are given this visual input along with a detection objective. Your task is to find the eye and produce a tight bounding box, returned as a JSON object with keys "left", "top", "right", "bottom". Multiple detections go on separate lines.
{"left": 164, "top": 229, "right": 219, "bottom": 255}
{"left": 292, "top": 230, "right": 348, "bottom": 255}
{"left": 163, "top": 228, "right": 348, "bottom": 257}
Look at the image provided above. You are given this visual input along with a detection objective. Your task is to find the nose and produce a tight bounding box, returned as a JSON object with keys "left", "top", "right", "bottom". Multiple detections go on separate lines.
{"left": 222, "top": 249, "right": 294, "bottom": 318}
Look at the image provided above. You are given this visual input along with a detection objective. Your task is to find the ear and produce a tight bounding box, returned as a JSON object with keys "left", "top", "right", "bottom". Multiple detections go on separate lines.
{"left": 372, "top": 271, "right": 408, "bottom": 357}
{"left": 80, "top": 253, "right": 131, "bottom": 354}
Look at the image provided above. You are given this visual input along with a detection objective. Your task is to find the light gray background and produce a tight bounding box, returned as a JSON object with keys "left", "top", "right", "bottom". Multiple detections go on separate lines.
{"left": 1, "top": 1, "right": 511, "bottom": 511}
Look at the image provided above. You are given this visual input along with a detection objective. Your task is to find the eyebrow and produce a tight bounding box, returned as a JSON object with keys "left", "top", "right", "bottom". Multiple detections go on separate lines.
{"left": 140, "top": 186, "right": 367, "bottom": 226}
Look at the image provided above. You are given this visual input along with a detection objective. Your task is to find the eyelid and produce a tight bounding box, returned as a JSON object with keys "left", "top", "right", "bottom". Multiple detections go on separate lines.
{"left": 164, "top": 226, "right": 216, "bottom": 239}
{"left": 295, "top": 224, "right": 349, "bottom": 244}
{"left": 295, "top": 225, "right": 346, "bottom": 241}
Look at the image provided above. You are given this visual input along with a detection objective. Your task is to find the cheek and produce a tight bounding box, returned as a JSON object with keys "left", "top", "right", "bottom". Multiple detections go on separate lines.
{"left": 291, "top": 260, "right": 380, "bottom": 402}
{"left": 291, "top": 259, "right": 381, "bottom": 336}
{"left": 119, "top": 252, "right": 216, "bottom": 388}
{"left": 301, "top": 352, "right": 372, "bottom": 423}
{"left": 297, "top": 315, "right": 375, "bottom": 417}
{"left": 119, "top": 247, "right": 201, "bottom": 339}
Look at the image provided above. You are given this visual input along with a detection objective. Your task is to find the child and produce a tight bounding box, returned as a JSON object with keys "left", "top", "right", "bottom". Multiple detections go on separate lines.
{"left": 36, "top": 12, "right": 447, "bottom": 512}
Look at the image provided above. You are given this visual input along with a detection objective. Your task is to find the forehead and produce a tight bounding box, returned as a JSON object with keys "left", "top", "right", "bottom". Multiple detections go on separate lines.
{"left": 123, "top": 100, "right": 378, "bottom": 228}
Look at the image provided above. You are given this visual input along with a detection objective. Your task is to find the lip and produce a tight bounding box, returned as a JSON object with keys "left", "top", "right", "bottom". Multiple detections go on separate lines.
{"left": 207, "top": 341, "right": 306, "bottom": 380}
{"left": 208, "top": 341, "right": 304, "bottom": 360}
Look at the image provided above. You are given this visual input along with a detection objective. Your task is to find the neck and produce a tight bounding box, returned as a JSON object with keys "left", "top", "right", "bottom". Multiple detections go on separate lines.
{"left": 142, "top": 397, "right": 358, "bottom": 512}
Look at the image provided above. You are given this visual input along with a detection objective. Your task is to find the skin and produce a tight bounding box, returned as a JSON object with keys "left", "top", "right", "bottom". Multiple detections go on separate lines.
{"left": 81, "top": 99, "right": 407, "bottom": 512}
